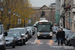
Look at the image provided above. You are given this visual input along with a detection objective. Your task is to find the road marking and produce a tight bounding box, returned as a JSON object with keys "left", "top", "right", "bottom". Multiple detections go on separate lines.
{"left": 39, "top": 42, "right": 43, "bottom": 44}
{"left": 63, "top": 46, "right": 74, "bottom": 49}
{"left": 33, "top": 38, "right": 37, "bottom": 44}
{"left": 50, "top": 46, "right": 62, "bottom": 48}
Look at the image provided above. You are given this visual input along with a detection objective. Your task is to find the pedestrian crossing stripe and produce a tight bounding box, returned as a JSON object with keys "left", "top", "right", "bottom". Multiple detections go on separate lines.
{"left": 50, "top": 46, "right": 74, "bottom": 49}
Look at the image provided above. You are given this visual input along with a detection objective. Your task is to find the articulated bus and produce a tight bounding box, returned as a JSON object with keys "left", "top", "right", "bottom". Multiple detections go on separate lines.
{"left": 34, "top": 19, "right": 53, "bottom": 39}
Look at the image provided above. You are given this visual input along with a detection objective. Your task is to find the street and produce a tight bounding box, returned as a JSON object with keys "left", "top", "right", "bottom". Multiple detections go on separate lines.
{"left": 6, "top": 34, "right": 75, "bottom": 50}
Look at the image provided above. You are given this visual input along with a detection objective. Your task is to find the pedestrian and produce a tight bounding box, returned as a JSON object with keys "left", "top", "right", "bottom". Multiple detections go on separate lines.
{"left": 56, "top": 29, "right": 61, "bottom": 45}
{"left": 60, "top": 28, "right": 65, "bottom": 45}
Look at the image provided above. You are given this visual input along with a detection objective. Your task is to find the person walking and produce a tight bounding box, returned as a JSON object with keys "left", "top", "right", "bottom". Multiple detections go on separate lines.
{"left": 57, "top": 29, "right": 61, "bottom": 45}
{"left": 60, "top": 28, "right": 65, "bottom": 45}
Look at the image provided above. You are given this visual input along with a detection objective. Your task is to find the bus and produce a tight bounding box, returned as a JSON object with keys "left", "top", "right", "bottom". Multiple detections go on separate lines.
{"left": 35, "top": 18, "right": 53, "bottom": 39}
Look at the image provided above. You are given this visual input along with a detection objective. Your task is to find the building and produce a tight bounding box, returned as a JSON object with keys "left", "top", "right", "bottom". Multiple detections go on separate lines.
{"left": 59, "top": 0, "right": 75, "bottom": 32}
{"left": 32, "top": 5, "right": 55, "bottom": 24}
{"left": 55, "top": 0, "right": 60, "bottom": 25}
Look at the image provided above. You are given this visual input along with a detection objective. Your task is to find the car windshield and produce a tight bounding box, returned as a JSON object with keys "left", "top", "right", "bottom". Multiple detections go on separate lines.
{"left": 13, "top": 33, "right": 20, "bottom": 37}
{"left": 53, "top": 27, "right": 58, "bottom": 30}
{"left": 9, "top": 29, "right": 24, "bottom": 34}
{"left": 27, "top": 27, "right": 32, "bottom": 30}
{"left": 38, "top": 25, "right": 50, "bottom": 32}
{"left": 7, "top": 32, "right": 13, "bottom": 37}
{"left": 68, "top": 30, "right": 74, "bottom": 34}
{"left": 0, "top": 26, "right": 2, "bottom": 35}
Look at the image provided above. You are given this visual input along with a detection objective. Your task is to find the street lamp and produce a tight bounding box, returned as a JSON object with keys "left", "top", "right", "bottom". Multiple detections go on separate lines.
{"left": 0, "top": 6, "right": 3, "bottom": 22}
{"left": 8, "top": 9, "right": 11, "bottom": 29}
{"left": 19, "top": 14, "right": 21, "bottom": 27}
{"left": 24, "top": 17, "right": 25, "bottom": 27}
{"left": 16, "top": 13, "right": 18, "bottom": 27}
{"left": 13, "top": 12, "right": 15, "bottom": 27}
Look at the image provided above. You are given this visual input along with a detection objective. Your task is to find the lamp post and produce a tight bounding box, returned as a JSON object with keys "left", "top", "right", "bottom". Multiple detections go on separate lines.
{"left": 16, "top": 14, "right": 18, "bottom": 27}
{"left": 19, "top": 14, "right": 20, "bottom": 27}
{"left": 8, "top": 9, "right": 11, "bottom": 29}
{"left": 24, "top": 17, "right": 25, "bottom": 27}
{"left": 13, "top": 12, "right": 15, "bottom": 27}
{"left": 0, "top": 6, "right": 3, "bottom": 22}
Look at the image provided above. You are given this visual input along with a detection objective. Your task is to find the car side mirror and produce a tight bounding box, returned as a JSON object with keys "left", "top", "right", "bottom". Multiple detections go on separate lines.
{"left": 4, "top": 32, "right": 7, "bottom": 36}
{"left": 21, "top": 35, "right": 24, "bottom": 37}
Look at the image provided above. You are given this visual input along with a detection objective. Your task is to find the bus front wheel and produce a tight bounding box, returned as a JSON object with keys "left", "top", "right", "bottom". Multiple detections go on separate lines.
{"left": 37, "top": 36, "right": 40, "bottom": 39}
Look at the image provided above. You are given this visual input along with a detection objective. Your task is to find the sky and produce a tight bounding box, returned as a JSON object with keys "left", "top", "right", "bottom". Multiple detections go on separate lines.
{"left": 29, "top": 0, "right": 55, "bottom": 7}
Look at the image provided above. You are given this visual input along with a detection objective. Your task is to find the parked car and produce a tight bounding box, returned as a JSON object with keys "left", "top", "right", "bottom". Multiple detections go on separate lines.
{"left": 9, "top": 28, "right": 27, "bottom": 45}
{"left": 52, "top": 26, "right": 58, "bottom": 34}
{"left": 27, "top": 26, "right": 35, "bottom": 35}
{"left": 12, "top": 32, "right": 23, "bottom": 45}
{"left": 64, "top": 30, "right": 74, "bottom": 46}
{"left": 64, "top": 33, "right": 75, "bottom": 47}
{"left": 0, "top": 22, "right": 6, "bottom": 50}
{"left": 5, "top": 32, "right": 15, "bottom": 48}
{"left": 27, "top": 27, "right": 33, "bottom": 38}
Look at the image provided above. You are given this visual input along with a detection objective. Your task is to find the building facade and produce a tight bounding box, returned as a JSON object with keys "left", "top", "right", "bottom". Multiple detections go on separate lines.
{"left": 32, "top": 5, "right": 55, "bottom": 24}
{"left": 55, "top": 0, "right": 60, "bottom": 25}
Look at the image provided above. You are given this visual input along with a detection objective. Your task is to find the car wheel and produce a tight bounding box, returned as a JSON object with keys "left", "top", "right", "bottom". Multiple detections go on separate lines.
{"left": 65, "top": 40, "right": 68, "bottom": 45}
{"left": 68, "top": 41, "right": 71, "bottom": 46}
{"left": 3, "top": 46, "right": 6, "bottom": 50}
{"left": 37, "top": 36, "right": 40, "bottom": 39}
{"left": 23, "top": 39, "right": 26, "bottom": 45}
{"left": 12, "top": 45, "right": 15, "bottom": 48}
{"left": 50, "top": 36, "right": 52, "bottom": 39}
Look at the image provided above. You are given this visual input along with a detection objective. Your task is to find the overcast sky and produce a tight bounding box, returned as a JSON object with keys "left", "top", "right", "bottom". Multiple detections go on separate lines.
{"left": 29, "top": 0, "right": 55, "bottom": 7}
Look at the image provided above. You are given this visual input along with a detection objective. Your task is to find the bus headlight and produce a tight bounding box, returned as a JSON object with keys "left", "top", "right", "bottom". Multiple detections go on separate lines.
{"left": 37, "top": 34, "right": 40, "bottom": 36}
{"left": 49, "top": 32, "right": 53, "bottom": 36}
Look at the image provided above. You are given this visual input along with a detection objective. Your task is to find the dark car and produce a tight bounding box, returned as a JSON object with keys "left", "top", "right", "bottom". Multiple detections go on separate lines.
{"left": 27, "top": 27, "right": 33, "bottom": 39}
{"left": 64, "top": 30, "right": 74, "bottom": 46}
{"left": 12, "top": 32, "right": 24, "bottom": 45}
{"left": 9, "top": 28, "right": 28, "bottom": 45}
{"left": 52, "top": 27, "right": 58, "bottom": 34}
{"left": 27, "top": 26, "right": 35, "bottom": 35}
{"left": 5, "top": 32, "right": 15, "bottom": 48}
{"left": 65, "top": 33, "right": 75, "bottom": 47}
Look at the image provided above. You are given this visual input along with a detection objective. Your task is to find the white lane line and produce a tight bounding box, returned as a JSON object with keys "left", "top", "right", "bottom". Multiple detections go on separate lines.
{"left": 50, "top": 46, "right": 62, "bottom": 48}
{"left": 26, "top": 41, "right": 31, "bottom": 44}
{"left": 33, "top": 38, "right": 37, "bottom": 44}
{"left": 63, "top": 46, "right": 74, "bottom": 49}
{"left": 39, "top": 42, "right": 43, "bottom": 44}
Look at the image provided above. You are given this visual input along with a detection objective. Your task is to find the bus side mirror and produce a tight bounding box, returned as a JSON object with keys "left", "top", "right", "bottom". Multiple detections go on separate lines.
{"left": 4, "top": 32, "right": 7, "bottom": 36}
{"left": 34, "top": 26, "right": 37, "bottom": 28}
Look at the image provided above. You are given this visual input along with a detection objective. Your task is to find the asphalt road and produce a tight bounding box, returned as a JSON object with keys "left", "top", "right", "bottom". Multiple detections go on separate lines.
{"left": 6, "top": 34, "right": 75, "bottom": 50}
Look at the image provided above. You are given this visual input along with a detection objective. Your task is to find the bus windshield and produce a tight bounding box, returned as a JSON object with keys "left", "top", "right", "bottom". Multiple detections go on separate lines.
{"left": 38, "top": 25, "right": 50, "bottom": 32}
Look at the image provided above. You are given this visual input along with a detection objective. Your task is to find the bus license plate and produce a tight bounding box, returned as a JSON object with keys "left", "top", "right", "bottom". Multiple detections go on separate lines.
{"left": 43, "top": 36, "right": 47, "bottom": 37}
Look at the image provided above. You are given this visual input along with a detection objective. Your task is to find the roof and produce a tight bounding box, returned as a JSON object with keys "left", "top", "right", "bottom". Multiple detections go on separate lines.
{"left": 9, "top": 28, "right": 25, "bottom": 30}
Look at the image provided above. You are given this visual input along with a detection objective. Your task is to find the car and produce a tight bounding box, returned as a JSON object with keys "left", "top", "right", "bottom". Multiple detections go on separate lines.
{"left": 27, "top": 27, "right": 33, "bottom": 39}
{"left": 0, "top": 22, "right": 6, "bottom": 50}
{"left": 5, "top": 32, "right": 15, "bottom": 48}
{"left": 52, "top": 26, "right": 58, "bottom": 34}
{"left": 27, "top": 26, "right": 35, "bottom": 35}
{"left": 9, "top": 28, "right": 27, "bottom": 45}
{"left": 64, "top": 33, "right": 75, "bottom": 47}
{"left": 11, "top": 32, "right": 24, "bottom": 45}
{"left": 64, "top": 30, "right": 74, "bottom": 46}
